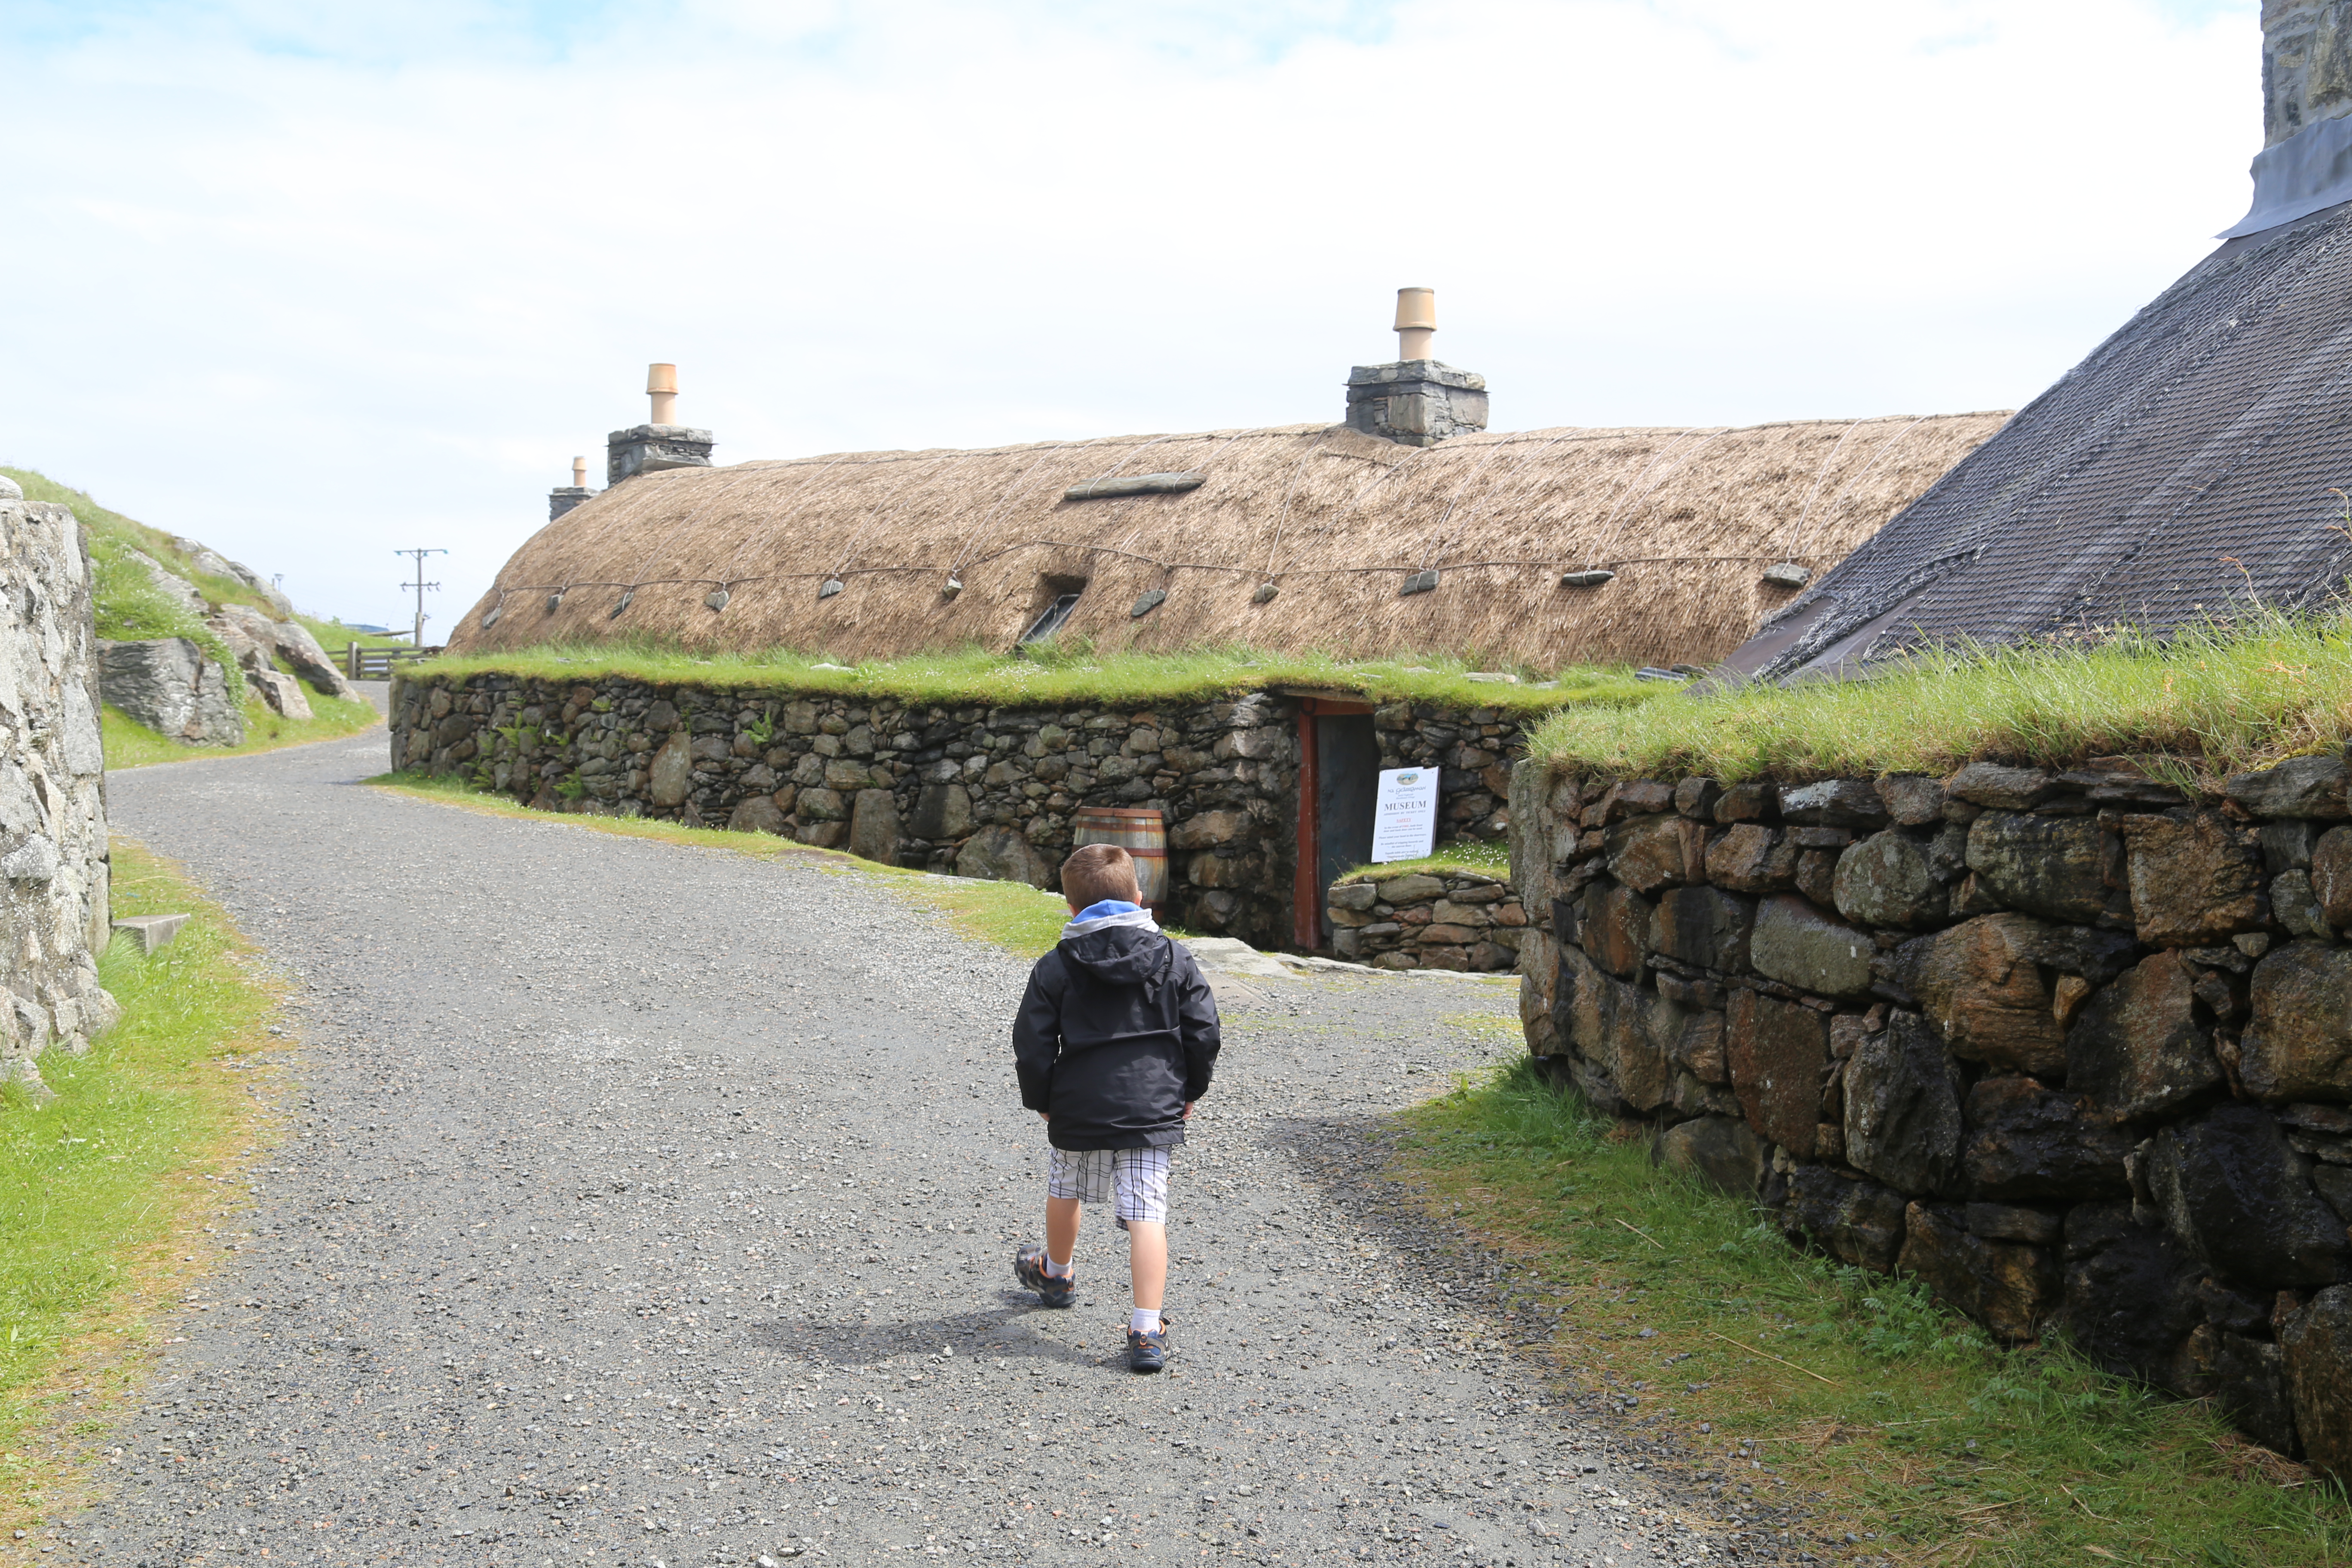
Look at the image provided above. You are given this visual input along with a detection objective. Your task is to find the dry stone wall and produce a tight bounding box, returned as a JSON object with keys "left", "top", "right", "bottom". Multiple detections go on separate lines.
{"left": 1328, "top": 866, "right": 1524, "bottom": 971}
{"left": 0, "top": 480, "right": 119, "bottom": 1096}
{"left": 1505, "top": 753, "right": 2352, "bottom": 1476}
{"left": 391, "top": 673, "right": 1303, "bottom": 944}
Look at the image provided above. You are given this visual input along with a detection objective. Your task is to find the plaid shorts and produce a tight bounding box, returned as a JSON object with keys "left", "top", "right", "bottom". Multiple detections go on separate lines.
{"left": 1045, "top": 1145, "right": 1172, "bottom": 1223}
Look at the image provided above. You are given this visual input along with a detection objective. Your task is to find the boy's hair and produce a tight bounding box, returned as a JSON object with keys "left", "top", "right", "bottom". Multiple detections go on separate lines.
{"left": 1062, "top": 844, "right": 1143, "bottom": 907}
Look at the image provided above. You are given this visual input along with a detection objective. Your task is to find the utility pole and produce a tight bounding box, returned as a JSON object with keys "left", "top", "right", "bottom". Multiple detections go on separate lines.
{"left": 396, "top": 548, "right": 447, "bottom": 649}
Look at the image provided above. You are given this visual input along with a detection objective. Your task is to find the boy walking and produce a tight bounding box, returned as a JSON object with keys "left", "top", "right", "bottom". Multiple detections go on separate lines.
{"left": 1011, "top": 843, "right": 1221, "bottom": 1372}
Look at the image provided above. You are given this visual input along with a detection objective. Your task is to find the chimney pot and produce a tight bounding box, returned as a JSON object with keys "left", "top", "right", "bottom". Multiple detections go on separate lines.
{"left": 647, "top": 362, "right": 679, "bottom": 426}
{"left": 1394, "top": 287, "right": 1437, "bottom": 361}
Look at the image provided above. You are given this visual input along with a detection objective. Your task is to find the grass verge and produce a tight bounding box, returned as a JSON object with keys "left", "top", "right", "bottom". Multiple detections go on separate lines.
{"left": 1528, "top": 613, "right": 2352, "bottom": 790}
{"left": 1338, "top": 836, "right": 1513, "bottom": 883}
{"left": 422, "top": 637, "right": 1659, "bottom": 716}
{"left": 0, "top": 840, "right": 288, "bottom": 1537}
{"left": 1395, "top": 1056, "right": 2349, "bottom": 1566}
{"left": 101, "top": 690, "right": 382, "bottom": 771}
{"left": 370, "top": 772, "right": 1078, "bottom": 958}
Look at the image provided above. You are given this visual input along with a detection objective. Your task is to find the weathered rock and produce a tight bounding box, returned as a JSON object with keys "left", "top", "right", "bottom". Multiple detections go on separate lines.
{"left": 2065, "top": 950, "right": 2223, "bottom": 1118}
{"left": 98, "top": 638, "right": 245, "bottom": 746}
{"left": 2312, "top": 824, "right": 2352, "bottom": 927}
{"left": 648, "top": 732, "right": 692, "bottom": 808}
{"left": 1704, "top": 823, "right": 1792, "bottom": 893}
{"left": 1964, "top": 811, "right": 2113, "bottom": 924}
{"left": 1604, "top": 813, "right": 1700, "bottom": 894}
{"left": 1713, "top": 781, "right": 1775, "bottom": 823}
{"left": 1654, "top": 1115, "right": 1764, "bottom": 1197}
{"left": 1558, "top": 944, "right": 1676, "bottom": 1112}
{"left": 1669, "top": 1007, "right": 1729, "bottom": 1082}
{"left": 1945, "top": 763, "right": 2058, "bottom": 810}
{"left": 953, "top": 824, "right": 1052, "bottom": 889}
{"left": 849, "top": 789, "right": 903, "bottom": 864}
{"left": 1897, "top": 914, "right": 2066, "bottom": 1075}
{"left": 2217, "top": 1335, "right": 2300, "bottom": 1457}
{"left": 2145, "top": 1104, "right": 2352, "bottom": 1288}
{"left": 1844, "top": 1011, "right": 1963, "bottom": 1193}
{"left": 2273, "top": 869, "right": 2334, "bottom": 943}
{"left": 126, "top": 547, "right": 207, "bottom": 615}
{"left": 1833, "top": 830, "right": 1948, "bottom": 928}
{"left": 908, "top": 782, "right": 974, "bottom": 841}
{"left": 2061, "top": 1202, "right": 2210, "bottom": 1394}
{"left": 1899, "top": 1203, "right": 2058, "bottom": 1342}
{"left": 2316, "top": 1164, "right": 2352, "bottom": 1224}
{"left": 1579, "top": 881, "right": 1654, "bottom": 980}
{"left": 1728, "top": 988, "right": 1830, "bottom": 1156}
{"left": 1169, "top": 809, "right": 1249, "bottom": 849}
{"left": 1378, "top": 873, "right": 1448, "bottom": 904}
{"left": 726, "top": 795, "right": 787, "bottom": 835}
{"left": 1329, "top": 881, "right": 1379, "bottom": 913}
{"left": 1783, "top": 1166, "right": 1908, "bottom": 1272}
{"left": 1749, "top": 894, "right": 1875, "bottom": 999}
{"left": 795, "top": 786, "right": 846, "bottom": 822}
{"left": 1651, "top": 886, "right": 1754, "bottom": 974}
{"left": 1777, "top": 778, "right": 1889, "bottom": 829}
{"left": 1962, "top": 1076, "right": 2134, "bottom": 1201}
{"left": 797, "top": 820, "right": 847, "bottom": 849}
{"left": 245, "top": 667, "right": 312, "bottom": 722}
{"left": 2125, "top": 809, "right": 2266, "bottom": 946}
{"left": 271, "top": 620, "right": 359, "bottom": 699}
{"left": 1877, "top": 774, "right": 1947, "bottom": 827}
{"left": 2239, "top": 940, "right": 2352, "bottom": 1102}
{"left": 2282, "top": 1285, "right": 2352, "bottom": 1481}
{"left": 2223, "top": 754, "right": 2349, "bottom": 820}
{"left": 1673, "top": 776, "right": 1722, "bottom": 820}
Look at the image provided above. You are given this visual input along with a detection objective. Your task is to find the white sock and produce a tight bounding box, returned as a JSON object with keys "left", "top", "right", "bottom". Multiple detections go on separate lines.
{"left": 1044, "top": 1253, "right": 1073, "bottom": 1279}
{"left": 1130, "top": 1308, "right": 1161, "bottom": 1335}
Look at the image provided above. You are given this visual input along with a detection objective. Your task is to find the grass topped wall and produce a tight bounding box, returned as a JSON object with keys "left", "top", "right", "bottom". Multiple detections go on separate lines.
{"left": 1528, "top": 616, "right": 2352, "bottom": 791}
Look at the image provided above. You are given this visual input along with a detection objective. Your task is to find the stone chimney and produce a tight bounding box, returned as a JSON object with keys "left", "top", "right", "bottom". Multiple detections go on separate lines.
{"left": 608, "top": 362, "right": 716, "bottom": 485}
{"left": 548, "top": 456, "right": 593, "bottom": 522}
{"left": 1343, "top": 288, "right": 1488, "bottom": 447}
{"left": 2227, "top": 4, "right": 2352, "bottom": 235}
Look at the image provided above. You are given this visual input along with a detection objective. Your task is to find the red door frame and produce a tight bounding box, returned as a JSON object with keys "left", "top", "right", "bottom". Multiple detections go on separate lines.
{"left": 1293, "top": 696, "right": 1375, "bottom": 950}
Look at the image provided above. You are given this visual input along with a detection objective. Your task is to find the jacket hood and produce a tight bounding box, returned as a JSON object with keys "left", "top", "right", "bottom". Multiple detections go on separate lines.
{"left": 1059, "top": 923, "right": 1176, "bottom": 989}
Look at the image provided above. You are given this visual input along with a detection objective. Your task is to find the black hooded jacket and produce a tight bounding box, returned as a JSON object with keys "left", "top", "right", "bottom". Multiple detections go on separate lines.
{"left": 1013, "top": 925, "right": 1221, "bottom": 1151}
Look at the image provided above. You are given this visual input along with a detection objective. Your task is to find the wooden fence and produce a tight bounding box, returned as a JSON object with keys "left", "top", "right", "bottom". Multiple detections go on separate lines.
{"left": 341, "top": 645, "right": 441, "bottom": 681}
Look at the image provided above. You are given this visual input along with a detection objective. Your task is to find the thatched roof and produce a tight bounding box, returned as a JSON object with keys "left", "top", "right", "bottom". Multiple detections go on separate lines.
{"left": 451, "top": 414, "right": 2009, "bottom": 671}
{"left": 1724, "top": 199, "right": 2352, "bottom": 684}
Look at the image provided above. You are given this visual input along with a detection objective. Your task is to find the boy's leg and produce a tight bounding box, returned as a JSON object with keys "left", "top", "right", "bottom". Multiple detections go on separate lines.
{"left": 1126, "top": 1221, "right": 1166, "bottom": 1310}
{"left": 1045, "top": 1196, "right": 1081, "bottom": 1273}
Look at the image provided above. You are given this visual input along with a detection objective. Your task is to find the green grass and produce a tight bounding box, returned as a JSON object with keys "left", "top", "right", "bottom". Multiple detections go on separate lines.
{"left": 1338, "top": 836, "right": 1512, "bottom": 882}
{"left": 1399, "top": 1057, "right": 2349, "bottom": 1565}
{"left": 3, "top": 466, "right": 407, "bottom": 658}
{"left": 0, "top": 840, "right": 286, "bottom": 1534}
{"left": 423, "top": 636, "right": 1660, "bottom": 716}
{"left": 372, "top": 771, "right": 1081, "bottom": 956}
{"left": 1529, "top": 613, "right": 2352, "bottom": 790}
{"left": 101, "top": 689, "right": 381, "bottom": 771}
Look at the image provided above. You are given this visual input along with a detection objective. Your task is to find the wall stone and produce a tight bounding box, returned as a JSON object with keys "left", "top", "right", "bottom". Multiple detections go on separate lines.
{"left": 0, "top": 480, "right": 118, "bottom": 1097}
{"left": 1327, "top": 865, "right": 1521, "bottom": 971}
{"left": 1507, "top": 749, "right": 2352, "bottom": 1473}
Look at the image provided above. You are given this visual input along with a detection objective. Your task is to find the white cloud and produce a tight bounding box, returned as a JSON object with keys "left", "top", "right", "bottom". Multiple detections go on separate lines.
{"left": 0, "top": 0, "right": 2253, "bottom": 631}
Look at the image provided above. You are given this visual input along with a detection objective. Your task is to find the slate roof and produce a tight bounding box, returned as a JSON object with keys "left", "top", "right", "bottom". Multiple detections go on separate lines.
{"left": 1723, "top": 198, "right": 2352, "bottom": 683}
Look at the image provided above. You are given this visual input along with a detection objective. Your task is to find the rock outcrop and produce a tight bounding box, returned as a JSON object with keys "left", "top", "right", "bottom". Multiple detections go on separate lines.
{"left": 0, "top": 478, "right": 119, "bottom": 1096}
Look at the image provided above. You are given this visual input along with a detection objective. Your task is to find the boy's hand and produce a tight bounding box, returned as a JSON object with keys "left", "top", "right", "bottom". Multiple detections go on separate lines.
{"left": 1182, "top": 1101, "right": 1193, "bottom": 1119}
{"left": 1038, "top": 1112, "right": 1050, "bottom": 1123}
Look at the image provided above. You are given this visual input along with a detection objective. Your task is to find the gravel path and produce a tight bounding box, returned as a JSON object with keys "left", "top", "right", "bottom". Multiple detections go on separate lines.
{"left": 62, "top": 715, "right": 1744, "bottom": 1568}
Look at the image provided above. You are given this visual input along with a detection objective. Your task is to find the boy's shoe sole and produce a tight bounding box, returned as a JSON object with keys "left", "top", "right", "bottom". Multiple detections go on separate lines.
{"left": 1126, "top": 1326, "right": 1169, "bottom": 1373}
{"left": 1013, "top": 1243, "right": 1075, "bottom": 1308}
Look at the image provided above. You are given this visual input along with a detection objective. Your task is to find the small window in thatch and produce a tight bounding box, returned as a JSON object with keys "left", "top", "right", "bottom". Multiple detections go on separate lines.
{"left": 1020, "top": 583, "right": 1086, "bottom": 644}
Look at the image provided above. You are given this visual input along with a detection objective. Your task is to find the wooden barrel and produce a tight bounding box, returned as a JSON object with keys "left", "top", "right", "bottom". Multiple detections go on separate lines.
{"left": 1071, "top": 806, "right": 1169, "bottom": 905}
